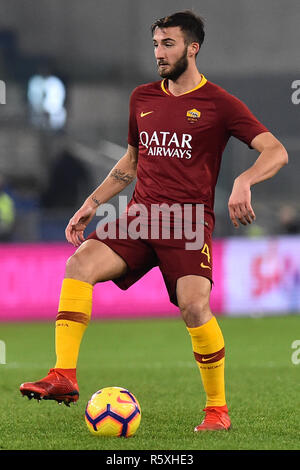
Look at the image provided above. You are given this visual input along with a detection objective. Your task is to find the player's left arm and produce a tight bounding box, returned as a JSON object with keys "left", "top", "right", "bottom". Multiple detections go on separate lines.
{"left": 228, "top": 132, "right": 288, "bottom": 228}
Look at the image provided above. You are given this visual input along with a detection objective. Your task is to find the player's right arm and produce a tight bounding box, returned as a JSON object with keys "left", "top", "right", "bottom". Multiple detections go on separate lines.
{"left": 65, "top": 144, "right": 138, "bottom": 246}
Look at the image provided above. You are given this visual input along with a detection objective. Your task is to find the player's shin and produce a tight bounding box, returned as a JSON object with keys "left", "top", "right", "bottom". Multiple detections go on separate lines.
{"left": 187, "top": 316, "right": 226, "bottom": 407}
{"left": 55, "top": 278, "right": 93, "bottom": 371}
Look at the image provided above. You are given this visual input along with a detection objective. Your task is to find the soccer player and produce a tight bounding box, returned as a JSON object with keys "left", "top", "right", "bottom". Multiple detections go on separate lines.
{"left": 20, "top": 11, "right": 288, "bottom": 431}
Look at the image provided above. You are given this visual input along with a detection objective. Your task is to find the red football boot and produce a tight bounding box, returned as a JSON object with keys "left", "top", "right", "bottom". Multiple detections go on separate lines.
{"left": 20, "top": 368, "right": 79, "bottom": 406}
{"left": 194, "top": 405, "right": 231, "bottom": 431}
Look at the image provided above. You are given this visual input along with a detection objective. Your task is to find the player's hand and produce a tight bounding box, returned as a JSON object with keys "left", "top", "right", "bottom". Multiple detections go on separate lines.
{"left": 228, "top": 177, "right": 256, "bottom": 228}
{"left": 65, "top": 204, "right": 96, "bottom": 247}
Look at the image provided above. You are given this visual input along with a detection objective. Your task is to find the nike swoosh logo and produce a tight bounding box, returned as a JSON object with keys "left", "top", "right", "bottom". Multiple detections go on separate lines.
{"left": 202, "top": 354, "right": 218, "bottom": 362}
{"left": 140, "top": 111, "right": 154, "bottom": 117}
{"left": 117, "top": 396, "right": 134, "bottom": 405}
{"left": 200, "top": 262, "right": 211, "bottom": 269}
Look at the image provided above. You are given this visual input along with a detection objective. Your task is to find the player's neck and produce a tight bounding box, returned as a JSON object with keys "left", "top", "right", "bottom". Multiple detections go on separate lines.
{"left": 167, "top": 66, "right": 202, "bottom": 96}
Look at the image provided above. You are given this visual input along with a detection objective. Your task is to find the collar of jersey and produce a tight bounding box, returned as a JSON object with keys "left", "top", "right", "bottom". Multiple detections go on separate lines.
{"left": 161, "top": 74, "right": 207, "bottom": 97}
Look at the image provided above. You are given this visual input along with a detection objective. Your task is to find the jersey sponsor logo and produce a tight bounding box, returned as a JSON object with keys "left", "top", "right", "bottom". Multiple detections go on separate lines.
{"left": 139, "top": 131, "right": 192, "bottom": 159}
{"left": 186, "top": 108, "right": 201, "bottom": 123}
{"left": 140, "top": 111, "right": 154, "bottom": 117}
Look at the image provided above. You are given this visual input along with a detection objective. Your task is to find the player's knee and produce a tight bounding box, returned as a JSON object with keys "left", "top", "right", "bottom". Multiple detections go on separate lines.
{"left": 65, "top": 252, "right": 95, "bottom": 284}
{"left": 180, "top": 297, "right": 211, "bottom": 327}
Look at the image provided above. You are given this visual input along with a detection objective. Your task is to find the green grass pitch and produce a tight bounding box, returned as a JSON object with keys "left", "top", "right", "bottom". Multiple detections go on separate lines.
{"left": 0, "top": 315, "right": 299, "bottom": 450}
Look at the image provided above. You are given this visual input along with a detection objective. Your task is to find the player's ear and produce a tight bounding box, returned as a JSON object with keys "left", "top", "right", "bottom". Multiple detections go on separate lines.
{"left": 188, "top": 42, "right": 200, "bottom": 58}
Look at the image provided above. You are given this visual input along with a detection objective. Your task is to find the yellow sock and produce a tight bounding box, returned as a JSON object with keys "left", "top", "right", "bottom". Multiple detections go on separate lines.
{"left": 55, "top": 278, "right": 93, "bottom": 369}
{"left": 187, "top": 316, "right": 226, "bottom": 407}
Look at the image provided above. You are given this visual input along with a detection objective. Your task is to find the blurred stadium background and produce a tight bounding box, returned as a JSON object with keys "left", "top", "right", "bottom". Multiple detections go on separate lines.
{"left": 0, "top": 0, "right": 299, "bottom": 319}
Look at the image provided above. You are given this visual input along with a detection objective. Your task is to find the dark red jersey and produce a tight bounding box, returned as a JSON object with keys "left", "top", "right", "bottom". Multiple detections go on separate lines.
{"left": 128, "top": 75, "right": 268, "bottom": 230}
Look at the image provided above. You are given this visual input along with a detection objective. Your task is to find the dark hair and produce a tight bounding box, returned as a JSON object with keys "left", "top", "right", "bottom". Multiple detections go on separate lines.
{"left": 151, "top": 10, "right": 205, "bottom": 49}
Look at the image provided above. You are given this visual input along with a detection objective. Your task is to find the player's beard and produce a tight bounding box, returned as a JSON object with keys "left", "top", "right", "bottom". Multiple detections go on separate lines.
{"left": 157, "top": 46, "right": 188, "bottom": 82}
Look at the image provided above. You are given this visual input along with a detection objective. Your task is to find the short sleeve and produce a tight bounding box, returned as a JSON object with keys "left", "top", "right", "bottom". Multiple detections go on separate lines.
{"left": 222, "top": 93, "right": 269, "bottom": 148}
{"left": 127, "top": 88, "right": 139, "bottom": 148}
